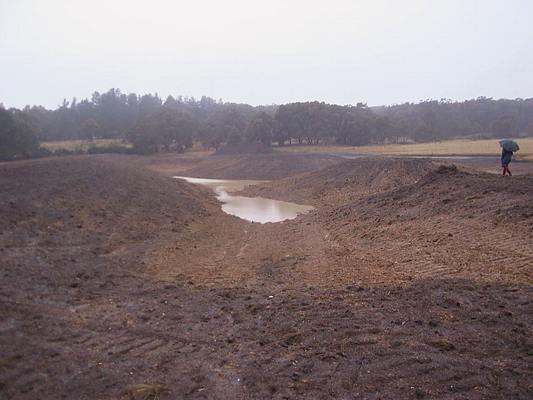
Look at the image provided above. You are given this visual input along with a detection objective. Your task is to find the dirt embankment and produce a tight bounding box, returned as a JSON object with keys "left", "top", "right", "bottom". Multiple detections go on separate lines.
{"left": 316, "top": 162, "right": 533, "bottom": 286}
{"left": 0, "top": 154, "right": 217, "bottom": 310}
{"left": 0, "top": 155, "right": 215, "bottom": 399}
{"left": 241, "top": 158, "right": 532, "bottom": 286}
{"left": 0, "top": 155, "right": 210, "bottom": 241}
{"left": 240, "top": 158, "right": 434, "bottom": 206}
{"left": 163, "top": 153, "right": 344, "bottom": 180}
{"left": 1, "top": 154, "right": 532, "bottom": 400}
{"left": 128, "top": 151, "right": 343, "bottom": 180}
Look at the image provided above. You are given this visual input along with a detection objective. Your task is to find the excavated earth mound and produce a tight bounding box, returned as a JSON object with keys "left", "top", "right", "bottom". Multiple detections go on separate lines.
{"left": 240, "top": 157, "right": 434, "bottom": 205}
{"left": 0, "top": 155, "right": 209, "bottom": 253}
{"left": 241, "top": 158, "right": 533, "bottom": 287}
{"left": 181, "top": 153, "right": 344, "bottom": 180}
{"left": 318, "top": 163, "right": 533, "bottom": 286}
{"left": 0, "top": 155, "right": 216, "bottom": 399}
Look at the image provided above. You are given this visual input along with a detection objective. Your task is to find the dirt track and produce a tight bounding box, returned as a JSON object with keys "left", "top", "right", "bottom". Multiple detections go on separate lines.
{"left": 1, "top": 153, "right": 532, "bottom": 399}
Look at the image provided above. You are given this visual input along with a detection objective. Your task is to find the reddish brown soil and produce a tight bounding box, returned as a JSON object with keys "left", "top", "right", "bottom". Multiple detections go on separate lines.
{"left": 239, "top": 158, "right": 434, "bottom": 205}
{"left": 1, "top": 154, "right": 531, "bottom": 400}
{"left": 145, "top": 152, "right": 344, "bottom": 179}
{"left": 214, "top": 143, "right": 273, "bottom": 155}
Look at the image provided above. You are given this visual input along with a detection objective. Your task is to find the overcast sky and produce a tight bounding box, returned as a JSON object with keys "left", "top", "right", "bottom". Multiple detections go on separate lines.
{"left": 1, "top": 0, "right": 532, "bottom": 109}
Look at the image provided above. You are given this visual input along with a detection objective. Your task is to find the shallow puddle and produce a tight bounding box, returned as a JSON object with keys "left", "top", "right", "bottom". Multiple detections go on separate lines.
{"left": 174, "top": 176, "right": 314, "bottom": 223}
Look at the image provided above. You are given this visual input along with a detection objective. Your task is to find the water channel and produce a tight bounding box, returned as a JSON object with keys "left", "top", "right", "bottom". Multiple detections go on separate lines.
{"left": 174, "top": 176, "right": 314, "bottom": 223}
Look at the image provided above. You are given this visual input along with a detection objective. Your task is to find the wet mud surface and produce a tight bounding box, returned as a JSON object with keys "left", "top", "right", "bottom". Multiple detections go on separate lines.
{"left": 1, "top": 154, "right": 532, "bottom": 399}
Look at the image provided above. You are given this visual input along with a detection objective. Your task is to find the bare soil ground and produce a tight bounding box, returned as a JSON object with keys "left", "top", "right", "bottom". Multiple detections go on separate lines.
{"left": 141, "top": 152, "right": 344, "bottom": 179}
{"left": 1, "top": 153, "right": 531, "bottom": 400}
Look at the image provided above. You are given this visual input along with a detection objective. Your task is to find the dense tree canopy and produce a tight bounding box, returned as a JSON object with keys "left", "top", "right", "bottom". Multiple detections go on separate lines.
{"left": 126, "top": 108, "right": 195, "bottom": 153}
{"left": 0, "top": 107, "right": 40, "bottom": 161}
{"left": 245, "top": 112, "right": 275, "bottom": 145}
{"left": 7, "top": 89, "right": 533, "bottom": 156}
{"left": 275, "top": 99, "right": 533, "bottom": 146}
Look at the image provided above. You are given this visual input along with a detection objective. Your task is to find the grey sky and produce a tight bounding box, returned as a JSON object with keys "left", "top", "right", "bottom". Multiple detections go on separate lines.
{"left": 1, "top": 0, "right": 532, "bottom": 109}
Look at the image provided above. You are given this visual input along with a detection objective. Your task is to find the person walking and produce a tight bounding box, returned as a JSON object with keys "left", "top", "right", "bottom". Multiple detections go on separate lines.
{"left": 501, "top": 147, "right": 513, "bottom": 176}
{"left": 499, "top": 139, "right": 519, "bottom": 176}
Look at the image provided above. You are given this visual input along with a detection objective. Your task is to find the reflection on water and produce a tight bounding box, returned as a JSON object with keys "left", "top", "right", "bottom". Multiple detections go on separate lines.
{"left": 174, "top": 176, "right": 314, "bottom": 223}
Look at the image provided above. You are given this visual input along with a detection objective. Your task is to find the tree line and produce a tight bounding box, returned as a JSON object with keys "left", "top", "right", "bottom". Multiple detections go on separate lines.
{"left": 275, "top": 98, "right": 533, "bottom": 146}
{"left": 1, "top": 88, "right": 533, "bottom": 160}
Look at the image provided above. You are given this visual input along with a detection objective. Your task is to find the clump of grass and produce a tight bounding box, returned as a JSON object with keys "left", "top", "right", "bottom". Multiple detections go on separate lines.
{"left": 124, "top": 383, "right": 169, "bottom": 400}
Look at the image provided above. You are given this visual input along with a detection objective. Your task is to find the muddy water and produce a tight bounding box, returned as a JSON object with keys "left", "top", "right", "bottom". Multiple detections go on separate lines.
{"left": 174, "top": 176, "right": 314, "bottom": 223}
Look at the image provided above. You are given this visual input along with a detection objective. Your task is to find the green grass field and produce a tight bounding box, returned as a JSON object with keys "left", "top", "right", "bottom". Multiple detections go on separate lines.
{"left": 277, "top": 138, "right": 533, "bottom": 161}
